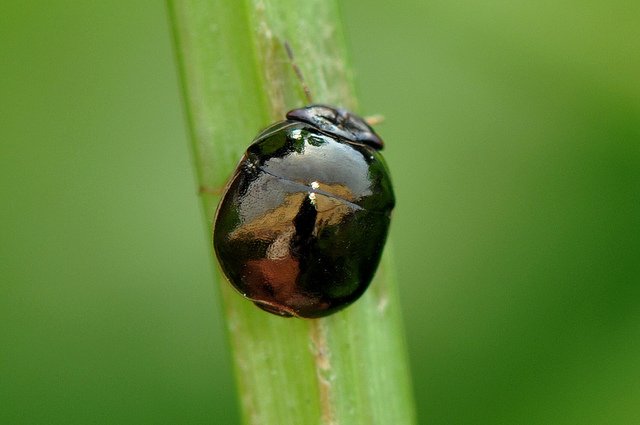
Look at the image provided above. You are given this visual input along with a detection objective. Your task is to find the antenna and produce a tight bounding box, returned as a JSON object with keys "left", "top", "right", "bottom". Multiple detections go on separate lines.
{"left": 284, "top": 41, "right": 314, "bottom": 104}
{"left": 364, "top": 114, "right": 385, "bottom": 126}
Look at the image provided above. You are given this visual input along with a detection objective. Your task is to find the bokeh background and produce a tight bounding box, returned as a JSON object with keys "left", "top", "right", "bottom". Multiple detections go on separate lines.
{"left": 1, "top": 1, "right": 638, "bottom": 424}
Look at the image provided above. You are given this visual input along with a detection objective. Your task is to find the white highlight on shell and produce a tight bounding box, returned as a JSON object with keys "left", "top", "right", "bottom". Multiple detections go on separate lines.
{"left": 290, "top": 129, "right": 303, "bottom": 140}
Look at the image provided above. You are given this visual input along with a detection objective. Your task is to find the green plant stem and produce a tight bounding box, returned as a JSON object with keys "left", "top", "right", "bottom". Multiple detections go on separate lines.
{"left": 167, "top": 1, "right": 416, "bottom": 423}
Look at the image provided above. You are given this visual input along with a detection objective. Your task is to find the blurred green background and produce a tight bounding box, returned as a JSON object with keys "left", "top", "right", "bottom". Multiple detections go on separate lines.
{"left": 1, "top": 1, "right": 638, "bottom": 424}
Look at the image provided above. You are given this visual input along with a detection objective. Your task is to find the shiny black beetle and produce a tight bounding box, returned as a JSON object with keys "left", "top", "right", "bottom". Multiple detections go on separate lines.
{"left": 213, "top": 104, "right": 395, "bottom": 318}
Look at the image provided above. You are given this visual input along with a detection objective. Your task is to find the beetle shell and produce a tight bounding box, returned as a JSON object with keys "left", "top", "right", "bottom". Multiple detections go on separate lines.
{"left": 213, "top": 105, "right": 394, "bottom": 318}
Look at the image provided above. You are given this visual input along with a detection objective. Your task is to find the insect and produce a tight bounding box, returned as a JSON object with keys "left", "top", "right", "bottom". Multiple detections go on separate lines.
{"left": 213, "top": 44, "right": 395, "bottom": 318}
